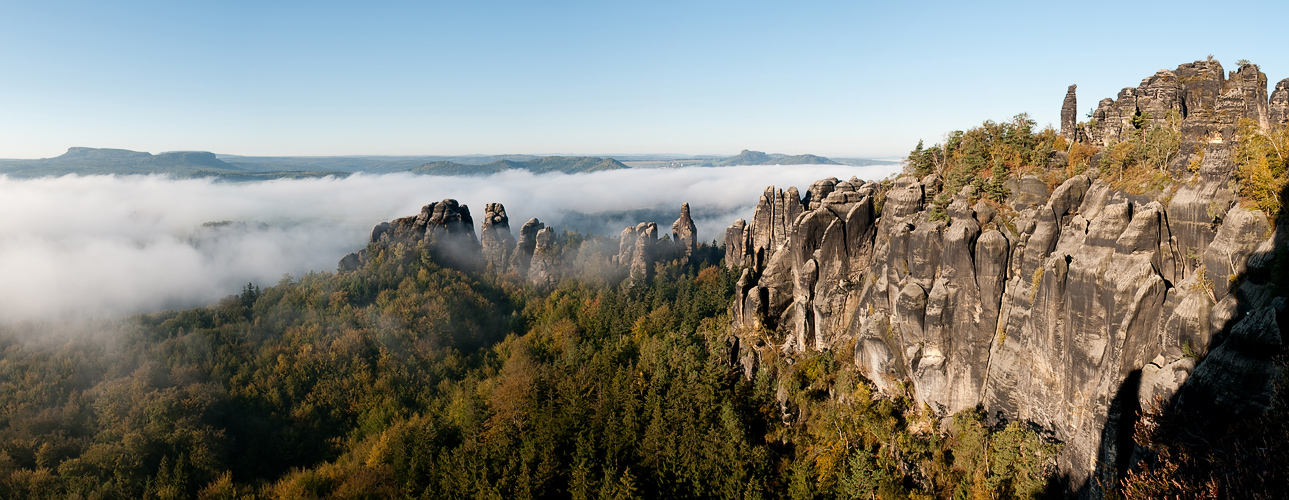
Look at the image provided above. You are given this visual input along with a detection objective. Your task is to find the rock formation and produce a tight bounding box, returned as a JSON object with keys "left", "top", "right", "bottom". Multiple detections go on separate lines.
{"left": 509, "top": 218, "right": 546, "bottom": 276}
{"left": 725, "top": 59, "right": 1288, "bottom": 496}
{"left": 344, "top": 202, "right": 703, "bottom": 291}
{"left": 528, "top": 227, "right": 559, "bottom": 288}
{"left": 480, "top": 203, "right": 515, "bottom": 273}
{"left": 1085, "top": 59, "right": 1277, "bottom": 171}
{"left": 338, "top": 198, "right": 481, "bottom": 271}
{"left": 1061, "top": 84, "right": 1078, "bottom": 140}
{"left": 672, "top": 202, "right": 698, "bottom": 263}
{"left": 627, "top": 222, "right": 658, "bottom": 287}
{"left": 1270, "top": 78, "right": 1289, "bottom": 126}
{"left": 727, "top": 171, "right": 1279, "bottom": 495}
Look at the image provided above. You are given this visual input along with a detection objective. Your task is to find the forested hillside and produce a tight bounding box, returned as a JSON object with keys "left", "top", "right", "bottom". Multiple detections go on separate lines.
{"left": 1, "top": 236, "right": 1059, "bottom": 499}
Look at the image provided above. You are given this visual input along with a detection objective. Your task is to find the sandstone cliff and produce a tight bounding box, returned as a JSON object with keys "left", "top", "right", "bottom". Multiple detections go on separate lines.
{"left": 725, "top": 59, "right": 1288, "bottom": 496}
{"left": 1083, "top": 59, "right": 1286, "bottom": 167}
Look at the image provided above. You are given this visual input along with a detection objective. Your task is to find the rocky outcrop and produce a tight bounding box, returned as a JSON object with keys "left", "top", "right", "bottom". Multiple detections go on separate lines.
{"left": 627, "top": 222, "right": 658, "bottom": 287}
{"left": 1088, "top": 69, "right": 1186, "bottom": 148}
{"left": 724, "top": 219, "right": 749, "bottom": 268}
{"left": 1003, "top": 174, "right": 1049, "bottom": 211}
{"left": 1271, "top": 78, "right": 1289, "bottom": 126}
{"left": 747, "top": 186, "right": 805, "bottom": 268}
{"left": 480, "top": 203, "right": 515, "bottom": 272}
{"left": 1165, "top": 144, "right": 1239, "bottom": 265}
{"left": 672, "top": 202, "right": 698, "bottom": 263}
{"left": 340, "top": 198, "right": 482, "bottom": 270}
{"left": 605, "top": 203, "right": 709, "bottom": 286}
{"left": 724, "top": 60, "right": 1289, "bottom": 491}
{"left": 1218, "top": 63, "right": 1269, "bottom": 131}
{"left": 725, "top": 168, "right": 1279, "bottom": 495}
{"left": 1084, "top": 59, "right": 1276, "bottom": 172}
{"left": 417, "top": 199, "right": 477, "bottom": 241}
{"left": 346, "top": 202, "right": 703, "bottom": 290}
{"left": 1061, "top": 84, "right": 1078, "bottom": 140}
{"left": 509, "top": 218, "right": 546, "bottom": 276}
{"left": 338, "top": 250, "right": 363, "bottom": 271}
{"left": 528, "top": 227, "right": 559, "bottom": 288}
{"left": 724, "top": 57, "right": 1289, "bottom": 492}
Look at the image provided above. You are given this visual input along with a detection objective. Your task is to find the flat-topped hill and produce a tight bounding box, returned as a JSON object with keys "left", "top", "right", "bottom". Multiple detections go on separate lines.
{"left": 410, "top": 156, "right": 628, "bottom": 176}
{"left": 0, "top": 147, "right": 345, "bottom": 179}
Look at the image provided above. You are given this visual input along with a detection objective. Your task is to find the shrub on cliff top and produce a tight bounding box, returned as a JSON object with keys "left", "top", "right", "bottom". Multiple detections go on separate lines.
{"left": 907, "top": 113, "right": 1064, "bottom": 220}
{"left": 1098, "top": 109, "right": 1182, "bottom": 195}
{"left": 1234, "top": 118, "right": 1289, "bottom": 221}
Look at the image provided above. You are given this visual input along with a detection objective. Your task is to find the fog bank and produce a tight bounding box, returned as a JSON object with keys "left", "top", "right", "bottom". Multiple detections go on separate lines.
{"left": 0, "top": 164, "right": 899, "bottom": 321}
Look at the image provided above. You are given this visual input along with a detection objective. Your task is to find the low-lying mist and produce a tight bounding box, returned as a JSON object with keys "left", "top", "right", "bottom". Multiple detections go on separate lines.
{"left": 0, "top": 164, "right": 899, "bottom": 322}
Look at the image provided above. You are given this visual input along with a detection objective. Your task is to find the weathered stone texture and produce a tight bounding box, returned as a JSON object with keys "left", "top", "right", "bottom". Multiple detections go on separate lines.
{"left": 509, "top": 218, "right": 546, "bottom": 276}
{"left": 672, "top": 202, "right": 698, "bottom": 262}
{"left": 628, "top": 222, "right": 658, "bottom": 287}
{"left": 1083, "top": 59, "right": 1278, "bottom": 177}
{"left": 724, "top": 164, "right": 1278, "bottom": 494}
{"left": 1270, "top": 78, "right": 1289, "bottom": 125}
{"left": 342, "top": 198, "right": 482, "bottom": 270}
{"left": 480, "top": 203, "right": 515, "bottom": 272}
{"left": 1061, "top": 84, "right": 1078, "bottom": 140}
{"left": 528, "top": 227, "right": 559, "bottom": 288}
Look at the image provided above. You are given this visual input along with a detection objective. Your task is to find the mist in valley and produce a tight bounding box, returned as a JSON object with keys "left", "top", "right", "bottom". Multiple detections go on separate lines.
{"left": 0, "top": 163, "right": 899, "bottom": 323}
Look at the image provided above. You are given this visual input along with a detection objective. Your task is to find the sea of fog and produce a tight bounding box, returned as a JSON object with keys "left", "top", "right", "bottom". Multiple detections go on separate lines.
{"left": 0, "top": 164, "right": 900, "bottom": 322}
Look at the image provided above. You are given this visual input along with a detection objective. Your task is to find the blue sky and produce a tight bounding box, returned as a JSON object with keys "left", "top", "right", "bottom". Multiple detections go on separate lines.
{"left": 3, "top": 0, "right": 1289, "bottom": 159}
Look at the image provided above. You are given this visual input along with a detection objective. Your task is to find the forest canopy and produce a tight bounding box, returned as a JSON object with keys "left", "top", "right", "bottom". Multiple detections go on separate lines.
{"left": 0, "top": 237, "right": 1061, "bottom": 499}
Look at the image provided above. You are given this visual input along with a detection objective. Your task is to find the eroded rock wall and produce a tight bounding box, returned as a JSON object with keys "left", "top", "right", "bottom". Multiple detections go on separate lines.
{"left": 725, "top": 168, "right": 1277, "bottom": 492}
{"left": 1085, "top": 60, "right": 1273, "bottom": 171}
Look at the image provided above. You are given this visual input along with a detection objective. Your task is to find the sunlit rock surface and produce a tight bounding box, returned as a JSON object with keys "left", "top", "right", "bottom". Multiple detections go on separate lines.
{"left": 725, "top": 59, "right": 1288, "bottom": 495}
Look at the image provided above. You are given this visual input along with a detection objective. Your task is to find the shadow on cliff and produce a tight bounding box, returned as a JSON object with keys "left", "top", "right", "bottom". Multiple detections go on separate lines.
{"left": 1084, "top": 181, "right": 1289, "bottom": 498}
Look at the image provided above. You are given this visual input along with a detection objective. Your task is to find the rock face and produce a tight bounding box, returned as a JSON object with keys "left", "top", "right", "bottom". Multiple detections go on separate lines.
{"left": 672, "top": 202, "right": 698, "bottom": 263}
{"left": 628, "top": 222, "right": 658, "bottom": 287}
{"left": 1085, "top": 60, "right": 1273, "bottom": 170}
{"left": 416, "top": 199, "right": 477, "bottom": 242}
{"left": 528, "top": 227, "right": 559, "bottom": 288}
{"left": 509, "top": 218, "right": 546, "bottom": 276}
{"left": 1061, "top": 84, "right": 1078, "bottom": 140}
{"left": 608, "top": 203, "right": 705, "bottom": 286}
{"left": 480, "top": 203, "right": 515, "bottom": 273}
{"left": 339, "top": 198, "right": 482, "bottom": 270}
{"left": 1270, "top": 78, "right": 1289, "bottom": 125}
{"left": 726, "top": 172, "right": 1278, "bottom": 495}
{"left": 338, "top": 251, "right": 363, "bottom": 271}
{"left": 726, "top": 59, "right": 1287, "bottom": 496}
{"left": 724, "top": 219, "right": 749, "bottom": 268}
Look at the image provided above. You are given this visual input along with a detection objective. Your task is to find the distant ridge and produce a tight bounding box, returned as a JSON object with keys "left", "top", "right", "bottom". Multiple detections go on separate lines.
{"left": 218, "top": 154, "right": 545, "bottom": 174}
{"left": 713, "top": 149, "right": 841, "bottom": 166}
{"left": 410, "top": 156, "right": 628, "bottom": 176}
{"left": 0, "top": 147, "right": 347, "bottom": 180}
{"left": 0, "top": 148, "right": 884, "bottom": 179}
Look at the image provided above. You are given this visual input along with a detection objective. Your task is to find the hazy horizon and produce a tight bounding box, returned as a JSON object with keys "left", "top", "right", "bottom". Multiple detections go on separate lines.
{"left": 0, "top": 147, "right": 905, "bottom": 162}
